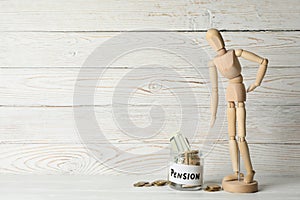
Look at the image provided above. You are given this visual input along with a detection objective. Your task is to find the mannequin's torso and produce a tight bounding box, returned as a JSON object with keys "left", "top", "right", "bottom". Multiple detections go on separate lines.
{"left": 213, "top": 50, "right": 242, "bottom": 79}
{"left": 213, "top": 49, "right": 246, "bottom": 102}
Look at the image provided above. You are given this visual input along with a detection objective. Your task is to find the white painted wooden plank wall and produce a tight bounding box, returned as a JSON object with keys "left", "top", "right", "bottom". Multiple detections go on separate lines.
{"left": 0, "top": 0, "right": 299, "bottom": 31}
{"left": 0, "top": 0, "right": 299, "bottom": 177}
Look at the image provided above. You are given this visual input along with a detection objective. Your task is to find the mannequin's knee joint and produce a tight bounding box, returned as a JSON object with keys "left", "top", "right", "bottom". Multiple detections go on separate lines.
{"left": 229, "top": 136, "right": 236, "bottom": 140}
{"left": 237, "top": 102, "right": 245, "bottom": 108}
{"left": 228, "top": 102, "right": 235, "bottom": 108}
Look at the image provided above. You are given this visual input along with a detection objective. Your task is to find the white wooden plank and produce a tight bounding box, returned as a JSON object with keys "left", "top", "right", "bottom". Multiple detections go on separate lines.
{"left": 0, "top": 106, "right": 298, "bottom": 144}
{"left": 0, "top": 32, "right": 300, "bottom": 67}
{"left": 0, "top": 175, "right": 299, "bottom": 200}
{"left": 0, "top": 32, "right": 298, "bottom": 67}
{"left": 0, "top": 66, "right": 298, "bottom": 106}
{"left": 0, "top": 0, "right": 299, "bottom": 31}
{"left": 0, "top": 143, "right": 299, "bottom": 176}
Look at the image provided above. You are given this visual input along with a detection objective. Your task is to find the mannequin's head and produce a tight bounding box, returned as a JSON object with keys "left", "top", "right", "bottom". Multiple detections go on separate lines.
{"left": 206, "top": 29, "right": 225, "bottom": 53}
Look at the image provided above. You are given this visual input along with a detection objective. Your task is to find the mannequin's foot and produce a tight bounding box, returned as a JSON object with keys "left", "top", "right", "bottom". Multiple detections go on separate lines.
{"left": 223, "top": 172, "right": 244, "bottom": 181}
{"left": 244, "top": 170, "right": 255, "bottom": 184}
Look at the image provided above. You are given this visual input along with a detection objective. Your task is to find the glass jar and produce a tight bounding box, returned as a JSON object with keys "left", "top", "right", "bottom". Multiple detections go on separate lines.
{"left": 168, "top": 149, "right": 203, "bottom": 191}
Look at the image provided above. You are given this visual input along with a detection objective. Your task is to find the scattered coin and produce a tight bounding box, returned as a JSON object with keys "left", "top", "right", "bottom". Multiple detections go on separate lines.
{"left": 205, "top": 184, "right": 221, "bottom": 192}
{"left": 133, "top": 181, "right": 149, "bottom": 187}
{"left": 152, "top": 180, "right": 168, "bottom": 186}
{"left": 133, "top": 180, "right": 169, "bottom": 187}
{"left": 144, "top": 183, "right": 153, "bottom": 187}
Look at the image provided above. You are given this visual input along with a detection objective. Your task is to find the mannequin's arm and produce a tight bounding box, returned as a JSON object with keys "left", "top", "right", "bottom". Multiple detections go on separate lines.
{"left": 235, "top": 49, "right": 268, "bottom": 92}
{"left": 209, "top": 61, "right": 218, "bottom": 127}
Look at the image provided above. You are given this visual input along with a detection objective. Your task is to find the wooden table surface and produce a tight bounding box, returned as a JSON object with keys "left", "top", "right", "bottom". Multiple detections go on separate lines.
{"left": 0, "top": 175, "right": 299, "bottom": 200}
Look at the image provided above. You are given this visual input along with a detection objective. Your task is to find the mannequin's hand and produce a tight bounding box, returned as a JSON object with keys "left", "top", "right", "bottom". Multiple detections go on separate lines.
{"left": 247, "top": 83, "right": 259, "bottom": 93}
{"left": 210, "top": 116, "right": 216, "bottom": 127}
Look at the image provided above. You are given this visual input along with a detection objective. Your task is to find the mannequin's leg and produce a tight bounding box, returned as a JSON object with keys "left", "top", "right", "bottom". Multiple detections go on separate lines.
{"left": 237, "top": 102, "right": 255, "bottom": 183}
{"left": 223, "top": 102, "right": 242, "bottom": 181}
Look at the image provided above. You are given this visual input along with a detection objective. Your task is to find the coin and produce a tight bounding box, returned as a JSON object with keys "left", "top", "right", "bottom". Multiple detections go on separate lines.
{"left": 180, "top": 149, "right": 200, "bottom": 165}
{"left": 152, "top": 180, "right": 168, "bottom": 186}
{"left": 205, "top": 184, "right": 221, "bottom": 192}
{"left": 144, "top": 183, "right": 153, "bottom": 187}
{"left": 133, "top": 181, "right": 149, "bottom": 187}
{"left": 182, "top": 184, "right": 197, "bottom": 188}
{"left": 188, "top": 150, "right": 199, "bottom": 154}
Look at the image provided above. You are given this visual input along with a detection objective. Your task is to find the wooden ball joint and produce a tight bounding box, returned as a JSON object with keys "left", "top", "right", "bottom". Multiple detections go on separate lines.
{"left": 206, "top": 29, "right": 268, "bottom": 193}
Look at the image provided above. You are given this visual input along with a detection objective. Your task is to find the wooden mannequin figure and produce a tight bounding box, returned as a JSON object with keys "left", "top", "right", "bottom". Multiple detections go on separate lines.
{"left": 206, "top": 29, "right": 268, "bottom": 193}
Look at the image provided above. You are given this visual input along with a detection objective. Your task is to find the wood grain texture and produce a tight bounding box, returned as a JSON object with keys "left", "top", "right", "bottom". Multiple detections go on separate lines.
{"left": 0, "top": 0, "right": 299, "bottom": 31}
{"left": 0, "top": 175, "right": 299, "bottom": 200}
{"left": 0, "top": 66, "right": 298, "bottom": 106}
{"left": 0, "top": 32, "right": 298, "bottom": 67}
{"left": 0, "top": 0, "right": 299, "bottom": 178}
{"left": 0, "top": 106, "right": 299, "bottom": 144}
{"left": 0, "top": 143, "right": 299, "bottom": 176}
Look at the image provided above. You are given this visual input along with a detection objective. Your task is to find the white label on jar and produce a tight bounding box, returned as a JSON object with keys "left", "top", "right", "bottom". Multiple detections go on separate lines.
{"left": 168, "top": 163, "right": 202, "bottom": 185}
